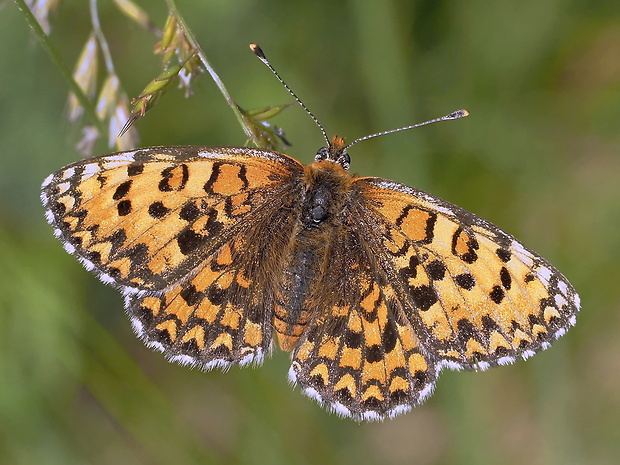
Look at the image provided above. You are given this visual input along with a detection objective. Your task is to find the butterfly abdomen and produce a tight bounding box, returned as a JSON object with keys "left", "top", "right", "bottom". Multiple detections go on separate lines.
{"left": 275, "top": 239, "right": 322, "bottom": 351}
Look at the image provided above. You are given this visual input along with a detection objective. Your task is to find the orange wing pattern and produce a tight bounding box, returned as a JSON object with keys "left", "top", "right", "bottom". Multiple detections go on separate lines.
{"left": 287, "top": 174, "right": 578, "bottom": 420}
{"left": 354, "top": 177, "right": 579, "bottom": 370}
{"left": 288, "top": 215, "right": 438, "bottom": 421}
{"left": 42, "top": 146, "right": 304, "bottom": 366}
{"left": 42, "top": 146, "right": 303, "bottom": 290}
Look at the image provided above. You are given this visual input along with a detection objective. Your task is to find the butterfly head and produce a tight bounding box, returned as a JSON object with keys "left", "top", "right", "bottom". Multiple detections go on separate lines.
{"left": 315, "top": 135, "right": 351, "bottom": 170}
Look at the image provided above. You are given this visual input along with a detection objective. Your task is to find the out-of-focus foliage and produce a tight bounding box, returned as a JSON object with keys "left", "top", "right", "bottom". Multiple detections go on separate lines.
{"left": 1, "top": 1, "right": 619, "bottom": 464}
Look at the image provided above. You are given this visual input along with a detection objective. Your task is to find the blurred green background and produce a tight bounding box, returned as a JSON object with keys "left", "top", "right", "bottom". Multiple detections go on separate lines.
{"left": 1, "top": 1, "right": 619, "bottom": 464}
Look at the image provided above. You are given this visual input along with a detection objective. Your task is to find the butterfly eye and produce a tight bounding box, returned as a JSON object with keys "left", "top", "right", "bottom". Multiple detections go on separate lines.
{"left": 315, "top": 147, "right": 330, "bottom": 162}
{"left": 336, "top": 152, "right": 351, "bottom": 170}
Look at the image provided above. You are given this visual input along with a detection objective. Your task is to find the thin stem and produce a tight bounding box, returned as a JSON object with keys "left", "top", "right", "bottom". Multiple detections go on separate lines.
{"left": 164, "top": 0, "right": 259, "bottom": 145}
{"left": 90, "top": 0, "right": 116, "bottom": 75}
{"left": 14, "top": 0, "right": 105, "bottom": 132}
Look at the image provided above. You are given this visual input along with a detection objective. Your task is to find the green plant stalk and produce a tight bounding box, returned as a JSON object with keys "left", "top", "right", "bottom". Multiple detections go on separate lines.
{"left": 14, "top": 0, "right": 105, "bottom": 134}
{"left": 164, "top": 0, "right": 260, "bottom": 146}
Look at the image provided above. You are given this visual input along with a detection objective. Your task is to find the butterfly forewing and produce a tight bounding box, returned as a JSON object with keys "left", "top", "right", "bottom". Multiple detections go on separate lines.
{"left": 41, "top": 146, "right": 304, "bottom": 293}
{"left": 354, "top": 177, "right": 580, "bottom": 370}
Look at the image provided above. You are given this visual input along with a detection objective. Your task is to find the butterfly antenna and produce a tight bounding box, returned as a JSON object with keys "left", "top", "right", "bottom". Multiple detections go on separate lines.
{"left": 344, "top": 109, "right": 470, "bottom": 151}
{"left": 250, "top": 43, "right": 330, "bottom": 146}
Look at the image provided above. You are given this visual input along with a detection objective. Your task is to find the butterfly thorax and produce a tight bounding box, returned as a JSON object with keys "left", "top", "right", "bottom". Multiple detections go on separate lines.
{"left": 274, "top": 159, "right": 355, "bottom": 351}
{"left": 300, "top": 160, "right": 352, "bottom": 227}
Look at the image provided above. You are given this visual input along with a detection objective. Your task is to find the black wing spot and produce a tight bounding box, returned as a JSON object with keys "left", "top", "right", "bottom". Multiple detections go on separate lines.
{"left": 155, "top": 328, "right": 173, "bottom": 347}
{"left": 179, "top": 202, "right": 202, "bottom": 222}
{"left": 482, "top": 315, "right": 501, "bottom": 333}
{"left": 496, "top": 248, "right": 511, "bottom": 262}
{"left": 113, "top": 180, "right": 132, "bottom": 200}
{"left": 366, "top": 344, "right": 383, "bottom": 363}
{"left": 390, "top": 389, "right": 408, "bottom": 404}
{"left": 309, "top": 373, "right": 327, "bottom": 388}
{"left": 177, "top": 229, "right": 206, "bottom": 255}
{"left": 456, "top": 318, "right": 479, "bottom": 347}
{"left": 361, "top": 396, "right": 382, "bottom": 411}
{"left": 334, "top": 388, "right": 354, "bottom": 404}
{"left": 399, "top": 255, "right": 420, "bottom": 281}
{"left": 411, "top": 285, "right": 439, "bottom": 311}
{"left": 494, "top": 346, "right": 509, "bottom": 356}
{"left": 426, "top": 260, "right": 446, "bottom": 281}
{"left": 455, "top": 273, "right": 476, "bottom": 290}
{"left": 136, "top": 304, "right": 156, "bottom": 327}
{"left": 148, "top": 201, "right": 170, "bottom": 219}
{"left": 344, "top": 331, "right": 362, "bottom": 349}
{"left": 52, "top": 201, "right": 66, "bottom": 216}
{"left": 203, "top": 208, "right": 224, "bottom": 236}
{"left": 117, "top": 199, "right": 132, "bottom": 216}
{"left": 500, "top": 267, "right": 512, "bottom": 290}
{"left": 180, "top": 284, "right": 203, "bottom": 306}
{"left": 412, "top": 370, "right": 429, "bottom": 389}
{"left": 127, "top": 163, "right": 144, "bottom": 176}
{"left": 203, "top": 162, "right": 223, "bottom": 194}
{"left": 206, "top": 284, "right": 226, "bottom": 306}
{"left": 490, "top": 285, "right": 505, "bottom": 304}
{"left": 237, "top": 164, "right": 249, "bottom": 190}
{"left": 180, "top": 339, "right": 200, "bottom": 357}
{"left": 382, "top": 319, "right": 398, "bottom": 353}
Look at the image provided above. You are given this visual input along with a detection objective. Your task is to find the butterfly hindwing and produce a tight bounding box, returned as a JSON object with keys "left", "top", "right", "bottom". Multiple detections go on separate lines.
{"left": 126, "top": 230, "right": 290, "bottom": 370}
{"left": 288, "top": 202, "right": 438, "bottom": 421}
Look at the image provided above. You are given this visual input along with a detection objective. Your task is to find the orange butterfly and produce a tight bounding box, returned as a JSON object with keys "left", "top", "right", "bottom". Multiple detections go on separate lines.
{"left": 41, "top": 45, "right": 579, "bottom": 421}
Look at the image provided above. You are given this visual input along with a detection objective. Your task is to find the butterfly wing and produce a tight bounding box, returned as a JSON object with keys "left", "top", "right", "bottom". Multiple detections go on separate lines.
{"left": 290, "top": 175, "right": 579, "bottom": 420}
{"left": 288, "top": 219, "right": 438, "bottom": 420}
{"left": 289, "top": 188, "right": 444, "bottom": 421}
{"left": 42, "top": 146, "right": 305, "bottom": 367}
{"left": 124, "top": 216, "right": 298, "bottom": 369}
{"left": 355, "top": 177, "right": 580, "bottom": 370}
{"left": 42, "top": 146, "right": 303, "bottom": 291}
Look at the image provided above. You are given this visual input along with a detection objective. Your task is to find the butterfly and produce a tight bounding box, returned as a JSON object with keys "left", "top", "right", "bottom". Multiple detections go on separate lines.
{"left": 41, "top": 45, "right": 579, "bottom": 421}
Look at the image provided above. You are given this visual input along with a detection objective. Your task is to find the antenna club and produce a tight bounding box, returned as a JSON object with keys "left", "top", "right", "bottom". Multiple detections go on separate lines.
{"left": 448, "top": 109, "right": 469, "bottom": 119}
{"left": 249, "top": 43, "right": 266, "bottom": 59}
